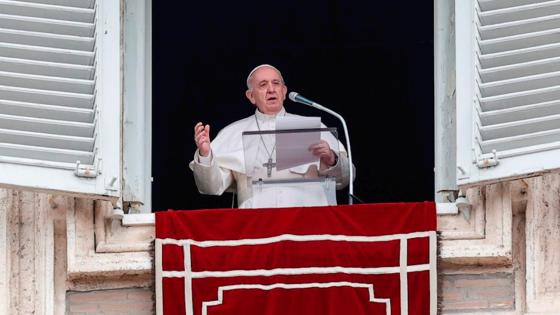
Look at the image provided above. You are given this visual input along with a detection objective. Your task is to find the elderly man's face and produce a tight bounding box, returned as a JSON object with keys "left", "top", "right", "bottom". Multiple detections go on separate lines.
{"left": 245, "top": 67, "right": 287, "bottom": 115}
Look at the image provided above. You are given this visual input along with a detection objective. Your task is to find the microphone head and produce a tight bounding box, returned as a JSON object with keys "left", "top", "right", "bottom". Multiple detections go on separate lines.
{"left": 288, "top": 92, "right": 299, "bottom": 102}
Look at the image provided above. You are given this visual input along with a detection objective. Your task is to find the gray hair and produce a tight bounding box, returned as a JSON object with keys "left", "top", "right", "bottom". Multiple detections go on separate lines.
{"left": 246, "top": 64, "right": 284, "bottom": 90}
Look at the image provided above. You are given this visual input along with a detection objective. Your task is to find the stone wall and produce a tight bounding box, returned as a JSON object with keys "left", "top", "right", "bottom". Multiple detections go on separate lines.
{"left": 66, "top": 288, "right": 154, "bottom": 315}
{"left": 440, "top": 273, "right": 515, "bottom": 312}
{"left": 0, "top": 190, "right": 153, "bottom": 315}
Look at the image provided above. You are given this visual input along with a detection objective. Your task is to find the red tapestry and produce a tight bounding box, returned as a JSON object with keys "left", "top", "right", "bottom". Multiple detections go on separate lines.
{"left": 155, "top": 202, "right": 437, "bottom": 315}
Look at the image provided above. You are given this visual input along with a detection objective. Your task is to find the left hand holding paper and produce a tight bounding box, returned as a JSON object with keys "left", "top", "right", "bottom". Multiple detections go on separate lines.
{"left": 310, "top": 140, "right": 336, "bottom": 167}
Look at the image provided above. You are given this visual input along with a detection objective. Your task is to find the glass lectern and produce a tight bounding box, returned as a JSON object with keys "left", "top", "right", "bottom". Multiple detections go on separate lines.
{"left": 242, "top": 127, "right": 339, "bottom": 208}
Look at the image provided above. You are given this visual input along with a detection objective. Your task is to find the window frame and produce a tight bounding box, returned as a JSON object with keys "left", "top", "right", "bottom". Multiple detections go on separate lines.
{"left": 122, "top": 0, "right": 152, "bottom": 212}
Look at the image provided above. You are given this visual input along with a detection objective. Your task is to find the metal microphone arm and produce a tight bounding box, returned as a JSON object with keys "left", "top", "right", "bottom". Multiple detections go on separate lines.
{"left": 290, "top": 95, "right": 355, "bottom": 205}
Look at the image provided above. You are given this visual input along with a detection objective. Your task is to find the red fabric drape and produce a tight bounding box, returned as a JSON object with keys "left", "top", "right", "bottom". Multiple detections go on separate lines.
{"left": 156, "top": 202, "right": 436, "bottom": 315}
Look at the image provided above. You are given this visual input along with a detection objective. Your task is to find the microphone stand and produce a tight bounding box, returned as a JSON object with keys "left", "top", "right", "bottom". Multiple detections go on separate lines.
{"left": 301, "top": 102, "right": 355, "bottom": 205}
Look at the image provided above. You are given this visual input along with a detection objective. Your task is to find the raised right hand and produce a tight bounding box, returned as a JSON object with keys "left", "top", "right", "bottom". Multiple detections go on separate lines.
{"left": 194, "top": 122, "right": 211, "bottom": 157}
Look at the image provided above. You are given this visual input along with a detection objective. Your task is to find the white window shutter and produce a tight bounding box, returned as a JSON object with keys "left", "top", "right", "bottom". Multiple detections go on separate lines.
{"left": 0, "top": 0, "right": 121, "bottom": 198}
{"left": 456, "top": 0, "right": 560, "bottom": 186}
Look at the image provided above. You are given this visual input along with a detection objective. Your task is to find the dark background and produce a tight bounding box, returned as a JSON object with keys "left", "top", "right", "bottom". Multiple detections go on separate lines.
{"left": 152, "top": 1, "right": 434, "bottom": 211}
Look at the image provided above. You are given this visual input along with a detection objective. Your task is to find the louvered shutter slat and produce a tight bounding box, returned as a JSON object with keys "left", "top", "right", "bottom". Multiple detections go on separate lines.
{"left": 0, "top": 142, "right": 93, "bottom": 164}
{"left": 0, "top": 0, "right": 97, "bottom": 168}
{"left": 0, "top": 28, "right": 95, "bottom": 51}
{"left": 0, "top": 1, "right": 94, "bottom": 23}
{"left": 479, "top": 0, "right": 545, "bottom": 11}
{"left": 480, "top": 14, "right": 560, "bottom": 39}
{"left": 16, "top": 0, "right": 94, "bottom": 9}
{"left": 480, "top": 57, "right": 560, "bottom": 82}
{"left": 0, "top": 85, "right": 93, "bottom": 108}
{"left": 0, "top": 100, "right": 94, "bottom": 123}
{"left": 0, "top": 128, "right": 94, "bottom": 151}
{"left": 481, "top": 129, "right": 560, "bottom": 152}
{"left": 480, "top": 85, "right": 560, "bottom": 111}
{"left": 0, "top": 71, "right": 94, "bottom": 94}
{"left": 0, "top": 57, "right": 94, "bottom": 80}
{"left": 480, "top": 99, "right": 560, "bottom": 125}
{"left": 480, "top": 1, "right": 560, "bottom": 25}
{"left": 480, "top": 43, "right": 560, "bottom": 68}
{"left": 480, "top": 29, "right": 560, "bottom": 54}
{"left": 480, "top": 71, "right": 560, "bottom": 97}
{"left": 480, "top": 113, "right": 560, "bottom": 138}
{"left": 0, "top": 43, "right": 94, "bottom": 65}
{"left": 0, "top": 13, "right": 94, "bottom": 37}
{"left": 0, "top": 114, "right": 94, "bottom": 137}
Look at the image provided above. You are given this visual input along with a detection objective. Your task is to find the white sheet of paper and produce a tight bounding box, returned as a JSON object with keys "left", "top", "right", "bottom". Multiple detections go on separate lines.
{"left": 275, "top": 116, "right": 321, "bottom": 171}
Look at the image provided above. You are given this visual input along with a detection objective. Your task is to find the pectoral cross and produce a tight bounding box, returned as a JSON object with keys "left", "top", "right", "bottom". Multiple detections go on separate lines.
{"left": 263, "top": 158, "right": 276, "bottom": 177}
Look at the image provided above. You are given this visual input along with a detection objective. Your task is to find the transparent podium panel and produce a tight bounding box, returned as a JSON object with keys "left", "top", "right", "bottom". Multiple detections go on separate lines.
{"left": 251, "top": 177, "right": 337, "bottom": 208}
{"left": 242, "top": 127, "right": 339, "bottom": 208}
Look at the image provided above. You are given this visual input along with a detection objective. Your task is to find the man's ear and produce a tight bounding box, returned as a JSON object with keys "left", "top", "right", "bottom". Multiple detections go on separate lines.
{"left": 245, "top": 89, "right": 256, "bottom": 104}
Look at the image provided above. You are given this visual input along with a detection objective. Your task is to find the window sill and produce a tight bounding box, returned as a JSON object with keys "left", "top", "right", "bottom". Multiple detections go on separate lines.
{"left": 122, "top": 213, "right": 155, "bottom": 226}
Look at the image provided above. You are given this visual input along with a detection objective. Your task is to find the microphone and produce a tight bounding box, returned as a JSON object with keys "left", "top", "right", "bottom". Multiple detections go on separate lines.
{"left": 289, "top": 92, "right": 317, "bottom": 107}
{"left": 288, "top": 91, "right": 355, "bottom": 205}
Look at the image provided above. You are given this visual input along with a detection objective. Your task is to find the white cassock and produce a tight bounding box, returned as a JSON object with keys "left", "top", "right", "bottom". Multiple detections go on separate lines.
{"left": 189, "top": 107, "right": 353, "bottom": 208}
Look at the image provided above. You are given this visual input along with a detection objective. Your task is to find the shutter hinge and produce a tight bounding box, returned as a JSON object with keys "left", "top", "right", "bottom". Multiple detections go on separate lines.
{"left": 74, "top": 160, "right": 99, "bottom": 178}
{"left": 476, "top": 150, "right": 499, "bottom": 169}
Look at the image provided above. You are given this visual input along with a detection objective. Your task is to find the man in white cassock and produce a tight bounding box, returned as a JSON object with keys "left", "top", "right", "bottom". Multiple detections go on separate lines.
{"left": 190, "top": 64, "right": 353, "bottom": 208}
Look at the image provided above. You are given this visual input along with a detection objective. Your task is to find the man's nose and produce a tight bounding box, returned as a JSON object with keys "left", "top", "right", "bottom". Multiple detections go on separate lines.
{"left": 266, "top": 83, "right": 275, "bottom": 92}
